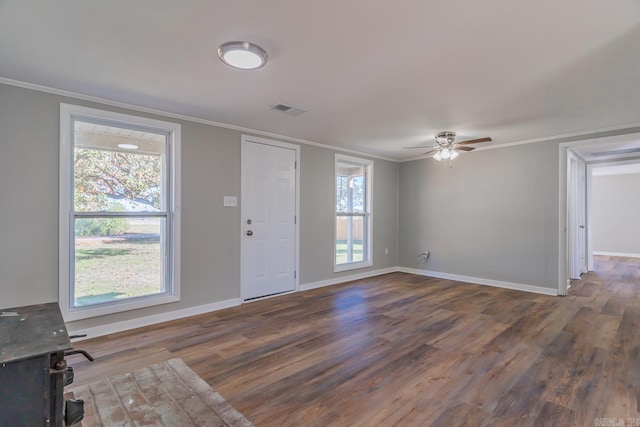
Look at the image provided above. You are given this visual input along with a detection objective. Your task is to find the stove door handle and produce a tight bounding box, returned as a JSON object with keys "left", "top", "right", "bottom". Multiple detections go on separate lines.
{"left": 65, "top": 349, "right": 94, "bottom": 362}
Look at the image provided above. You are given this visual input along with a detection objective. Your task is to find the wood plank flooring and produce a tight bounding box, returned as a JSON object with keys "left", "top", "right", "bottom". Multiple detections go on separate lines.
{"left": 68, "top": 256, "right": 640, "bottom": 426}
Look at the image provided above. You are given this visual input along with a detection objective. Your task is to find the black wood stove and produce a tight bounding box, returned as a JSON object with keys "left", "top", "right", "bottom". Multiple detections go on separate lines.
{"left": 0, "top": 302, "right": 85, "bottom": 426}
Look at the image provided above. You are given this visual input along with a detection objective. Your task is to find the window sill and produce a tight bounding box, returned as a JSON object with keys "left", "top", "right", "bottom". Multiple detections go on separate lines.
{"left": 334, "top": 261, "right": 373, "bottom": 273}
{"left": 61, "top": 293, "right": 180, "bottom": 322}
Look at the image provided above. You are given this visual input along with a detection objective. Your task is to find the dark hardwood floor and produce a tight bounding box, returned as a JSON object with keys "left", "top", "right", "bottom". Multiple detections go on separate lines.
{"left": 69, "top": 256, "right": 640, "bottom": 426}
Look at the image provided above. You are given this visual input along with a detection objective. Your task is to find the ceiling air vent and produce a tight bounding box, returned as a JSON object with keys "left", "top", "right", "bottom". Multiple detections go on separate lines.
{"left": 270, "top": 103, "right": 306, "bottom": 116}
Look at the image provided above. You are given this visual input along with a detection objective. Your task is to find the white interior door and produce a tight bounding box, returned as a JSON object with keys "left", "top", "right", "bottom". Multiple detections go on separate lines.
{"left": 241, "top": 139, "right": 297, "bottom": 300}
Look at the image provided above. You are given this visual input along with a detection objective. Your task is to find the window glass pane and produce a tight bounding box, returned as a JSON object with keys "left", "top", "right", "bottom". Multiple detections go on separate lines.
{"left": 336, "top": 163, "right": 365, "bottom": 214}
{"left": 73, "top": 120, "right": 166, "bottom": 213}
{"left": 336, "top": 175, "right": 348, "bottom": 212}
{"left": 350, "top": 175, "right": 365, "bottom": 213}
{"left": 336, "top": 215, "right": 365, "bottom": 265}
{"left": 73, "top": 217, "right": 165, "bottom": 307}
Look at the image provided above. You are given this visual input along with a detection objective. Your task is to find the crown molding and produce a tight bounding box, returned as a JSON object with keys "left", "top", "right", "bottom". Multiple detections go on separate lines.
{"left": 0, "top": 77, "right": 396, "bottom": 162}
{"left": 4, "top": 76, "right": 640, "bottom": 164}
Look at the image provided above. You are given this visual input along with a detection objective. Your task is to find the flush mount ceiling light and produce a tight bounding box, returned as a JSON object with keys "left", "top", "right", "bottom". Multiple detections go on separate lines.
{"left": 117, "top": 143, "right": 138, "bottom": 150}
{"left": 217, "top": 41, "right": 268, "bottom": 70}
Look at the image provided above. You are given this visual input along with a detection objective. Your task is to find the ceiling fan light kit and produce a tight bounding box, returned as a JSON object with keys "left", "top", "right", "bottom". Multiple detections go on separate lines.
{"left": 433, "top": 146, "right": 459, "bottom": 162}
{"left": 433, "top": 131, "right": 459, "bottom": 163}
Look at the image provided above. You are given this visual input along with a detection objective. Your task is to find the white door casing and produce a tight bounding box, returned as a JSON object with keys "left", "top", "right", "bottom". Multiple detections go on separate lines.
{"left": 567, "top": 149, "right": 587, "bottom": 280}
{"left": 578, "top": 157, "right": 587, "bottom": 275}
{"left": 241, "top": 136, "right": 299, "bottom": 300}
{"left": 567, "top": 150, "right": 577, "bottom": 280}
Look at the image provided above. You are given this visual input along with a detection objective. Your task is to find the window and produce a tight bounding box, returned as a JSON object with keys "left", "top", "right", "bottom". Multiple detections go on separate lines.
{"left": 335, "top": 154, "right": 373, "bottom": 271}
{"left": 59, "top": 104, "right": 180, "bottom": 321}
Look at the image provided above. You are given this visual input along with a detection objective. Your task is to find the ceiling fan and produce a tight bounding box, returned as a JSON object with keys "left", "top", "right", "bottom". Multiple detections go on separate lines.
{"left": 404, "top": 131, "right": 492, "bottom": 161}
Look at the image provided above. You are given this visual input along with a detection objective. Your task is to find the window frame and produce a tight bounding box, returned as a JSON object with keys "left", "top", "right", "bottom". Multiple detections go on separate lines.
{"left": 59, "top": 103, "right": 181, "bottom": 321}
{"left": 334, "top": 154, "right": 373, "bottom": 272}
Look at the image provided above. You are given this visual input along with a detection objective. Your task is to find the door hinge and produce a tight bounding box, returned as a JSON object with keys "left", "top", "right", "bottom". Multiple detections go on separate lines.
{"left": 294, "top": 161, "right": 297, "bottom": 169}
{"left": 294, "top": 215, "right": 297, "bottom": 224}
{"left": 294, "top": 270, "right": 297, "bottom": 279}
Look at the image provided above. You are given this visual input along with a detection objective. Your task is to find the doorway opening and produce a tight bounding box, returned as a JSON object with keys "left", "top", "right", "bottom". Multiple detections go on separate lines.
{"left": 561, "top": 133, "right": 640, "bottom": 295}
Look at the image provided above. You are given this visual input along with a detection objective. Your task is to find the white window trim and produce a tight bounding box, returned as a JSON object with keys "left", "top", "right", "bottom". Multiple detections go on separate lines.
{"left": 334, "top": 154, "right": 373, "bottom": 272}
{"left": 59, "top": 103, "right": 181, "bottom": 322}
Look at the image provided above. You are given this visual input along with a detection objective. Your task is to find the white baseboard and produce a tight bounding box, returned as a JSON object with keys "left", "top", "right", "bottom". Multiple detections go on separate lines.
{"left": 396, "top": 267, "right": 558, "bottom": 296}
{"left": 299, "top": 267, "right": 398, "bottom": 291}
{"left": 68, "top": 298, "right": 242, "bottom": 340}
{"left": 68, "top": 265, "right": 559, "bottom": 340}
{"left": 70, "top": 268, "right": 398, "bottom": 340}
{"left": 593, "top": 251, "right": 640, "bottom": 259}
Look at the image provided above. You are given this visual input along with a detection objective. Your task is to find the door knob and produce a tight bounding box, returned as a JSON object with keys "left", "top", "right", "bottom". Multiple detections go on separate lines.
{"left": 246, "top": 230, "right": 253, "bottom": 236}
{"left": 579, "top": 225, "right": 585, "bottom": 229}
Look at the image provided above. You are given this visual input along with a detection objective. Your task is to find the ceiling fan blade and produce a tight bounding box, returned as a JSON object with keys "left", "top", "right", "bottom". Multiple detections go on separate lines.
{"left": 456, "top": 137, "right": 492, "bottom": 145}
{"left": 403, "top": 145, "right": 435, "bottom": 149}
{"left": 423, "top": 150, "right": 437, "bottom": 156}
{"left": 456, "top": 146, "right": 475, "bottom": 152}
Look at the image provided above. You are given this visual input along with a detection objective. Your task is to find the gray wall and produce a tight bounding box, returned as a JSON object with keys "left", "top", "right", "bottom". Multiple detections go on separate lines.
{"left": 300, "top": 144, "right": 398, "bottom": 283}
{"left": 592, "top": 173, "right": 640, "bottom": 255}
{"left": 0, "top": 83, "right": 399, "bottom": 331}
{"left": 398, "top": 141, "right": 559, "bottom": 289}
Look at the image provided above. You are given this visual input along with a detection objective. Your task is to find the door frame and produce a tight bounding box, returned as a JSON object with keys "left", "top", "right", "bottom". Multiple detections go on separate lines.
{"left": 240, "top": 135, "right": 300, "bottom": 302}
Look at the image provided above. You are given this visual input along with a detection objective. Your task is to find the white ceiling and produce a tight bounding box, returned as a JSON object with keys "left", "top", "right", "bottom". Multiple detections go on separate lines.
{"left": 2, "top": 1, "right": 640, "bottom": 161}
